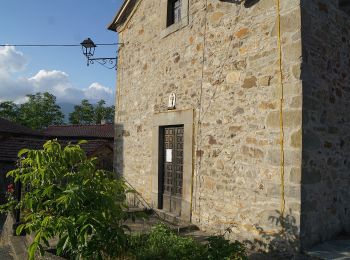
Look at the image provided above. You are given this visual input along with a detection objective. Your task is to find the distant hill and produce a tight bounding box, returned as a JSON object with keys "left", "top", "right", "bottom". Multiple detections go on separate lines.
{"left": 58, "top": 102, "right": 75, "bottom": 123}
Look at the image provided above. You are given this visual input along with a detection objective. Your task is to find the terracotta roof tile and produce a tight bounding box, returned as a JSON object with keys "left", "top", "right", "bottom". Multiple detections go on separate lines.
{"left": 44, "top": 124, "right": 114, "bottom": 139}
{"left": 0, "top": 137, "right": 113, "bottom": 162}
{"left": 0, "top": 118, "right": 41, "bottom": 136}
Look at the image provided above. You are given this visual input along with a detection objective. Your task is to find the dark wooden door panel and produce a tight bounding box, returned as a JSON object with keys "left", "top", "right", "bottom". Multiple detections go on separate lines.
{"left": 161, "top": 125, "right": 184, "bottom": 216}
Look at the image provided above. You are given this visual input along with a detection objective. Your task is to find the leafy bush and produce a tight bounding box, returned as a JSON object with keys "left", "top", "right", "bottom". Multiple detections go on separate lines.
{"left": 129, "top": 224, "right": 247, "bottom": 260}
{"left": 205, "top": 235, "right": 247, "bottom": 260}
{"left": 1, "top": 140, "right": 130, "bottom": 260}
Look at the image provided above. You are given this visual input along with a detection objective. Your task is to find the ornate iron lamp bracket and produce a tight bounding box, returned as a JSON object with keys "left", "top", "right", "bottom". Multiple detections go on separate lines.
{"left": 81, "top": 38, "right": 118, "bottom": 69}
{"left": 86, "top": 57, "right": 118, "bottom": 69}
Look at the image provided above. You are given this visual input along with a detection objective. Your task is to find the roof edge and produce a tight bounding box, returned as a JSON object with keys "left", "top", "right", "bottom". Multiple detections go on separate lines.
{"left": 108, "top": 0, "right": 137, "bottom": 32}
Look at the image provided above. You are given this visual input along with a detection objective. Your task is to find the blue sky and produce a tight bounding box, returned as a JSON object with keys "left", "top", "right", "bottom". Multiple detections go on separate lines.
{"left": 0, "top": 0, "right": 123, "bottom": 105}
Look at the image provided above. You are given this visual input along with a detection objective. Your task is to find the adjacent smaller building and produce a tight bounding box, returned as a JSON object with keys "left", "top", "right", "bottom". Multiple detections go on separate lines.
{"left": 0, "top": 118, "right": 44, "bottom": 203}
{"left": 0, "top": 119, "right": 115, "bottom": 202}
{"left": 43, "top": 124, "right": 115, "bottom": 171}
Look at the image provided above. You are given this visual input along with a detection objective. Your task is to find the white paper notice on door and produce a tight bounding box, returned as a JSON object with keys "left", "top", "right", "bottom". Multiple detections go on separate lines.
{"left": 166, "top": 149, "right": 172, "bottom": 162}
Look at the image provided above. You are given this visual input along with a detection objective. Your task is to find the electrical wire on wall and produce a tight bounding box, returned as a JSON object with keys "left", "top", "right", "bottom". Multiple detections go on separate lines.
{"left": 194, "top": 0, "right": 209, "bottom": 223}
{"left": 276, "top": 0, "right": 286, "bottom": 231}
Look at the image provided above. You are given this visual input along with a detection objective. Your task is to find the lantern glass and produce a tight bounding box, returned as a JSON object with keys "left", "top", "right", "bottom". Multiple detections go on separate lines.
{"left": 80, "top": 38, "right": 96, "bottom": 58}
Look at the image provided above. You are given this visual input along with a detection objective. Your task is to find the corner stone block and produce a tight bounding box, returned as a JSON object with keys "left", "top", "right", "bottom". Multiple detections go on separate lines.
{"left": 290, "top": 129, "right": 302, "bottom": 148}
{"left": 266, "top": 149, "right": 301, "bottom": 167}
{"left": 283, "top": 41, "right": 302, "bottom": 63}
{"left": 271, "top": 8, "right": 301, "bottom": 36}
{"left": 266, "top": 110, "right": 302, "bottom": 129}
{"left": 289, "top": 167, "right": 301, "bottom": 184}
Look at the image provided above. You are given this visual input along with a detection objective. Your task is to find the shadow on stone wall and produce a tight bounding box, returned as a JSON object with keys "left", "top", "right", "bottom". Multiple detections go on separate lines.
{"left": 114, "top": 123, "right": 124, "bottom": 177}
{"left": 244, "top": 209, "right": 300, "bottom": 259}
{"left": 299, "top": 0, "right": 350, "bottom": 249}
{"left": 114, "top": 123, "right": 146, "bottom": 208}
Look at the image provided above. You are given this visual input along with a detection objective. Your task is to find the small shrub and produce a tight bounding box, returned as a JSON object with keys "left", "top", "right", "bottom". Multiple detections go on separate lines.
{"left": 0, "top": 140, "right": 130, "bottom": 260}
{"left": 206, "top": 235, "right": 247, "bottom": 260}
{"left": 129, "top": 224, "right": 247, "bottom": 260}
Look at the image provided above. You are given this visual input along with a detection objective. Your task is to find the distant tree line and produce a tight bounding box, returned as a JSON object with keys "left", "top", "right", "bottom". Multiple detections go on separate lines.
{"left": 0, "top": 92, "right": 115, "bottom": 130}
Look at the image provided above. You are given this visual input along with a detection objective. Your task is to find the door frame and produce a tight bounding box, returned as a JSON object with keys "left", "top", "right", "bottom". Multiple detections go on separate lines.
{"left": 151, "top": 109, "right": 194, "bottom": 222}
{"left": 158, "top": 124, "right": 184, "bottom": 214}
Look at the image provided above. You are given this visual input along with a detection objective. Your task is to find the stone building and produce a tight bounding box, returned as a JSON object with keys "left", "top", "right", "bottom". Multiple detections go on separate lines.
{"left": 108, "top": 0, "right": 350, "bottom": 252}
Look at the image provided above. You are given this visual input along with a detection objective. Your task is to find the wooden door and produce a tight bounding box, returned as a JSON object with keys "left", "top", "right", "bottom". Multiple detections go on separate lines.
{"left": 161, "top": 126, "right": 184, "bottom": 216}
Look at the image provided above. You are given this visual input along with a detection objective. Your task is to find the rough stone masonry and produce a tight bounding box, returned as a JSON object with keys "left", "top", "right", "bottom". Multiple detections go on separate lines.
{"left": 108, "top": 0, "right": 350, "bottom": 252}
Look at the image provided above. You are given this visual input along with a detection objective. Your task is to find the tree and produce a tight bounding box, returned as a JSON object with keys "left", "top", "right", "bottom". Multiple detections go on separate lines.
{"left": 18, "top": 92, "right": 64, "bottom": 130}
{"left": 69, "top": 99, "right": 95, "bottom": 125}
{"left": 0, "top": 101, "right": 19, "bottom": 122}
{"left": 0, "top": 93, "right": 64, "bottom": 130}
{"left": 69, "top": 99, "right": 115, "bottom": 125}
{"left": 94, "top": 99, "right": 115, "bottom": 124}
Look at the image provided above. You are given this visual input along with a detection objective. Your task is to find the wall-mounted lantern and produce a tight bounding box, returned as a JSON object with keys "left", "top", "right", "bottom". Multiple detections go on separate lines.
{"left": 81, "top": 38, "right": 118, "bottom": 69}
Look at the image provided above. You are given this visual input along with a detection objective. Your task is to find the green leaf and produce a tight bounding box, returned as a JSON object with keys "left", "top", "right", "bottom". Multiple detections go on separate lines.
{"left": 15, "top": 224, "right": 26, "bottom": 236}
{"left": 18, "top": 148, "right": 29, "bottom": 157}
{"left": 62, "top": 234, "right": 70, "bottom": 252}
{"left": 78, "top": 140, "right": 88, "bottom": 145}
{"left": 28, "top": 242, "right": 39, "bottom": 260}
{"left": 56, "top": 234, "right": 68, "bottom": 255}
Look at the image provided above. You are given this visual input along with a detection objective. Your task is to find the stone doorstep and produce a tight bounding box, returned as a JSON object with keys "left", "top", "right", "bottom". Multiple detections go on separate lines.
{"left": 127, "top": 207, "right": 149, "bottom": 213}
{"left": 126, "top": 208, "right": 200, "bottom": 234}
{"left": 126, "top": 208, "right": 210, "bottom": 245}
{"left": 153, "top": 208, "right": 199, "bottom": 233}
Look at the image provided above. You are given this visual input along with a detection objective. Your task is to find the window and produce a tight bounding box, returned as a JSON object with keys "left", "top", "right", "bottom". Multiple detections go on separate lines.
{"left": 160, "top": 0, "right": 188, "bottom": 38}
{"left": 167, "top": 0, "right": 182, "bottom": 27}
{"left": 339, "top": 0, "right": 350, "bottom": 15}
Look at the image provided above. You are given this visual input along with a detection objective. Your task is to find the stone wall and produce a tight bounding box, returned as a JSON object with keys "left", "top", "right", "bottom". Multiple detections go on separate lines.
{"left": 114, "top": 0, "right": 303, "bottom": 251}
{"left": 300, "top": 0, "right": 350, "bottom": 249}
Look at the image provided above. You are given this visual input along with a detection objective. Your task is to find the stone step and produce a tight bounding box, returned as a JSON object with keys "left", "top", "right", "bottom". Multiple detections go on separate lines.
{"left": 154, "top": 209, "right": 181, "bottom": 224}
{"left": 153, "top": 209, "right": 199, "bottom": 233}
{"left": 127, "top": 207, "right": 153, "bottom": 214}
{"left": 125, "top": 207, "right": 199, "bottom": 235}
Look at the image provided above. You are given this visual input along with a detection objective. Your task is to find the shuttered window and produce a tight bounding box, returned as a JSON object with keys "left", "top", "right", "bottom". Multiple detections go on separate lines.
{"left": 167, "top": 0, "right": 182, "bottom": 26}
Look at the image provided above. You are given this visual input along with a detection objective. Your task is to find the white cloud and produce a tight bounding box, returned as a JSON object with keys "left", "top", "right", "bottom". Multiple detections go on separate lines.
{"left": 0, "top": 47, "right": 115, "bottom": 105}
{"left": 29, "top": 70, "right": 70, "bottom": 86}
{"left": 29, "top": 70, "right": 71, "bottom": 95}
{"left": 0, "top": 46, "right": 27, "bottom": 74}
{"left": 84, "top": 82, "right": 114, "bottom": 102}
